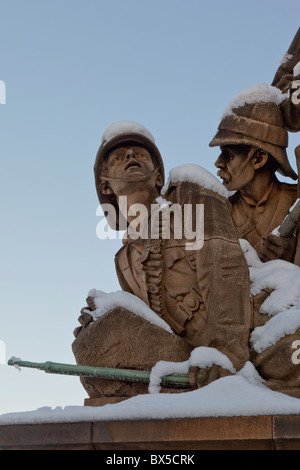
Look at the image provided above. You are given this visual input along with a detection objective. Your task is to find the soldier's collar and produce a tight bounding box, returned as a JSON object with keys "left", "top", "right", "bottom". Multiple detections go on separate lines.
{"left": 240, "top": 180, "right": 276, "bottom": 208}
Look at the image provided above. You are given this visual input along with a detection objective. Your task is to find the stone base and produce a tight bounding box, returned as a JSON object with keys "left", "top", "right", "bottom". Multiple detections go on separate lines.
{"left": 84, "top": 397, "right": 127, "bottom": 406}
{"left": 1, "top": 415, "right": 300, "bottom": 450}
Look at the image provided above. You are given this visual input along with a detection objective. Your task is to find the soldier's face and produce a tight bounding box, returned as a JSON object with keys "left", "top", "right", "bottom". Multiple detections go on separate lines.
{"left": 214, "top": 145, "right": 256, "bottom": 192}
{"left": 107, "top": 146, "right": 154, "bottom": 178}
{"left": 105, "top": 145, "right": 158, "bottom": 196}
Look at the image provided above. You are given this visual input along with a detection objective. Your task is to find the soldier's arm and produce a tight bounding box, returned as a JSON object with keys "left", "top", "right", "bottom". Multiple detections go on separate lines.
{"left": 260, "top": 233, "right": 297, "bottom": 264}
{"left": 272, "top": 28, "right": 300, "bottom": 132}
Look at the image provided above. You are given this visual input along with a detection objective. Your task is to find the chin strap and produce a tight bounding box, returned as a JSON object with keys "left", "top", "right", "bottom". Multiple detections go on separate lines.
{"left": 240, "top": 147, "right": 259, "bottom": 172}
{"left": 100, "top": 168, "right": 159, "bottom": 182}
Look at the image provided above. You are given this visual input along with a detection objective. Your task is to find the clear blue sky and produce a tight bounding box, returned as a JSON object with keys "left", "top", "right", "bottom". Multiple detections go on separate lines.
{"left": 0, "top": 0, "right": 299, "bottom": 414}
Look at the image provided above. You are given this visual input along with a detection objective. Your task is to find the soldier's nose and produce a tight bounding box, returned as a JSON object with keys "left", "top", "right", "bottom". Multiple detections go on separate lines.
{"left": 126, "top": 149, "right": 135, "bottom": 159}
{"left": 215, "top": 156, "right": 225, "bottom": 168}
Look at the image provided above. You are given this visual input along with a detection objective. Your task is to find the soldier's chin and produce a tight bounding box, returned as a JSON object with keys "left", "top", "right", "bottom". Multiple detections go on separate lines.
{"left": 125, "top": 171, "right": 148, "bottom": 181}
{"left": 221, "top": 178, "right": 230, "bottom": 187}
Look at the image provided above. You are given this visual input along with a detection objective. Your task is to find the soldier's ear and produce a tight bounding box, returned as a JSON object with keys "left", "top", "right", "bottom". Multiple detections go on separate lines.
{"left": 100, "top": 181, "right": 113, "bottom": 195}
{"left": 155, "top": 171, "right": 164, "bottom": 188}
{"left": 253, "top": 150, "right": 269, "bottom": 170}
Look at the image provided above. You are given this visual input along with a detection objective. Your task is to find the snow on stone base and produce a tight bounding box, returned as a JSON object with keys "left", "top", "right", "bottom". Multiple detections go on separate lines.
{"left": 1, "top": 372, "right": 300, "bottom": 425}
{"left": 87, "top": 289, "right": 174, "bottom": 335}
{"left": 250, "top": 308, "right": 300, "bottom": 354}
{"left": 240, "top": 239, "right": 300, "bottom": 352}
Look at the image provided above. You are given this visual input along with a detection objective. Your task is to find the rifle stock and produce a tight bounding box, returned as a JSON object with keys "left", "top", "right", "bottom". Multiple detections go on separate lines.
{"left": 277, "top": 145, "right": 300, "bottom": 238}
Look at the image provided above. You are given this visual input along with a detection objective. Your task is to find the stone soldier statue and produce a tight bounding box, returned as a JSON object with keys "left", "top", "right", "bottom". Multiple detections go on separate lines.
{"left": 73, "top": 31, "right": 300, "bottom": 403}
{"left": 211, "top": 88, "right": 300, "bottom": 265}
{"left": 73, "top": 116, "right": 300, "bottom": 401}
{"left": 209, "top": 85, "right": 300, "bottom": 397}
{"left": 73, "top": 121, "right": 252, "bottom": 402}
{"left": 211, "top": 27, "right": 300, "bottom": 266}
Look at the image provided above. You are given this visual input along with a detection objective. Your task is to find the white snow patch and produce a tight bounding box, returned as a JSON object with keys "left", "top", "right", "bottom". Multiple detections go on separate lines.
{"left": 189, "top": 346, "right": 235, "bottom": 373}
{"left": 221, "top": 84, "right": 288, "bottom": 119}
{"left": 237, "top": 361, "right": 265, "bottom": 384}
{"left": 88, "top": 288, "right": 107, "bottom": 298}
{"left": 149, "top": 360, "right": 189, "bottom": 394}
{"left": 161, "top": 164, "right": 229, "bottom": 199}
{"left": 101, "top": 121, "right": 155, "bottom": 145}
{"left": 266, "top": 199, "right": 299, "bottom": 238}
{"left": 87, "top": 289, "right": 174, "bottom": 335}
{"left": 250, "top": 307, "right": 300, "bottom": 353}
{"left": 271, "top": 225, "right": 281, "bottom": 237}
{"left": 239, "top": 238, "right": 262, "bottom": 268}
{"left": 148, "top": 347, "right": 235, "bottom": 394}
{"left": 289, "top": 198, "right": 300, "bottom": 212}
{"left": 155, "top": 196, "right": 172, "bottom": 207}
{"left": 279, "top": 52, "right": 293, "bottom": 66}
{"left": 9, "top": 357, "right": 22, "bottom": 372}
{"left": 248, "top": 259, "right": 300, "bottom": 315}
{"left": 294, "top": 61, "right": 300, "bottom": 77}
{"left": 240, "top": 239, "right": 300, "bottom": 352}
{"left": 2, "top": 374, "right": 300, "bottom": 424}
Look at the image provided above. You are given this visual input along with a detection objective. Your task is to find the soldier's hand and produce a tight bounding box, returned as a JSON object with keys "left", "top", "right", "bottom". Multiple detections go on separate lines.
{"left": 73, "top": 297, "right": 96, "bottom": 338}
{"left": 188, "top": 364, "right": 233, "bottom": 389}
{"left": 260, "top": 234, "right": 296, "bottom": 263}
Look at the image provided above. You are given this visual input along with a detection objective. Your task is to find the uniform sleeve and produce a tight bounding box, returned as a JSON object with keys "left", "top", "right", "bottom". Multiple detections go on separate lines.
{"left": 173, "top": 182, "right": 252, "bottom": 371}
{"left": 271, "top": 28, "right": 300, "bottom": 132}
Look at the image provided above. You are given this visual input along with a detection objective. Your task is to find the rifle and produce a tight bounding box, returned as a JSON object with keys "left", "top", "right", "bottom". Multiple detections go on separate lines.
{"left": 7, "top": 357, "right": 190, "bottom": 389}
{"left": 278, "top": 145, "right": 300, "bottom": 238}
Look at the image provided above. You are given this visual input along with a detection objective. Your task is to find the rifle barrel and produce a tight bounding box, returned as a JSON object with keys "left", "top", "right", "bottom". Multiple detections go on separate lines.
{"left": 7, "top": 358, "right": 190, "bottom": 388}
{"left": 277, "top": 146, "right": 300, "bottom": 238}
{"left": 278, "top": 199, "right": 300, "bottom": 238}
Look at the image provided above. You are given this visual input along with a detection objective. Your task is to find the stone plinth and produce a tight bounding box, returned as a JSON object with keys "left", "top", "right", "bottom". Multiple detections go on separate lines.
{"left": 1, "top": 415, "right": 300, "bottom": 450}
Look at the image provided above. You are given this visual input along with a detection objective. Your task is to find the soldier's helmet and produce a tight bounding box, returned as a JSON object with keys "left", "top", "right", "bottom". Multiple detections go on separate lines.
{"left": 209, "top": 84, "right": 297, "bottom": 180}
{"left": 94, "top": 121, "right": 165, "bottom": 230}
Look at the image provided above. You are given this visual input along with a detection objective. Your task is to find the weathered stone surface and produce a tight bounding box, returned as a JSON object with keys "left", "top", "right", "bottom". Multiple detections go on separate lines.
{"left": 0, "top": 416, "right": 280, "bottom": 450}
{"left": 273, "top": 415, "right": 300, "bottom": 450}
{"left": 0, "top": 422, "right": 94, "bottom": 450}
{"left": 72, "top": 307, "right": 192, "bottom": 401}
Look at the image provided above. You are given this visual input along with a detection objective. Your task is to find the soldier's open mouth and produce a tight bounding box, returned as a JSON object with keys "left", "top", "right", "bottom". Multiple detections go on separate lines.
{"left": 125, "top": 161, "right": 142, "bottom": 171}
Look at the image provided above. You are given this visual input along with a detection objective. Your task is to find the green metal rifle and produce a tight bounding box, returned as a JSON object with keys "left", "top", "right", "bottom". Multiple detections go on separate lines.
{"left": 7, "top": 357, "right": 190, "bottom": 389}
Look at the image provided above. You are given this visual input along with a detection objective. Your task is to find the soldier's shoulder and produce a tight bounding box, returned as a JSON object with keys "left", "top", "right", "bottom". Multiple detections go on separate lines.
{"left": 277, "top": 180, "right": 298, "bottom": 192}
{"left": 277, "top": 180, "right": 298, "bottom": 201}
{"left": 164, "top": 179, "right": 229, "bottom": 205}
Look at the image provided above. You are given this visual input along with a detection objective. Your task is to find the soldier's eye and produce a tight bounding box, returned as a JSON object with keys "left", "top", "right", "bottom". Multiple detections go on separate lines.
{"left": 222, "top": 153, "right": 233, "bottom": 163}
